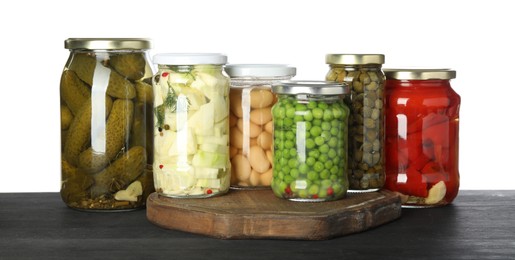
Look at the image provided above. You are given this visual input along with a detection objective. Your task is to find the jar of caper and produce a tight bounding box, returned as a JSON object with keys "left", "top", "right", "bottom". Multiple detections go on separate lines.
{"left": 270, "top": 81, "right": 350, "bottom": 202}
{"left": 326, "top": 54, "right": 385, "bottom": 192}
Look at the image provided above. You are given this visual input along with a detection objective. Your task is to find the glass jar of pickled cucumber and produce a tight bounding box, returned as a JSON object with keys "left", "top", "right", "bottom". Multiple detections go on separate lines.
{"left": 383, "top": 69, "right": 460, "bottom": 207}
{"left": 326, "top": 54, "right": 385, "bottom": 192}
{"left": 270, "top": 81, "right": 350, "bottom": 202}
{"left": 60, "top": 38, "right": 155, "bottom": 211}
{"left": 152, "top": 53, "right": 231, "bottom": 198}
{"left": 225, "top": 64, "right": 296, "bottom": 189}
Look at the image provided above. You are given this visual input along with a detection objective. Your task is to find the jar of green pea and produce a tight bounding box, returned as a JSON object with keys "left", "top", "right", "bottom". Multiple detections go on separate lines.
{"left": 270, "top": 81, "right": 350, "bottom": 202}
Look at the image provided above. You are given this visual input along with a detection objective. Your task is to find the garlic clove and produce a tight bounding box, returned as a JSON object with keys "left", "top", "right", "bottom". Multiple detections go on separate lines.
{"left": 425, "top": 181, "right": 447, "bottom": 204}
{"left": 114, "top": 190, "right": 137, "bottom": 202}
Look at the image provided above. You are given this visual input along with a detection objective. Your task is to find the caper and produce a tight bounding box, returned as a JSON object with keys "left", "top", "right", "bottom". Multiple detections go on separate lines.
{"left": 364, "top": 118, "right": 376, "bottom": 129}
{"left": 366, "top": 81, "right": 378, "bottom": 91}
{"left": 371, "top": 108, "right": 380, "bottom": 120}
{"left": 375, "top": 99, "right": 383, "bottom": 109}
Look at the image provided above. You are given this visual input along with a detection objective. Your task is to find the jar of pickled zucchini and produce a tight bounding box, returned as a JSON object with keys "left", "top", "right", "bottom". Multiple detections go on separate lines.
{"left": 152, "top": 53, "right": 231, "bottom": 198}
{"left": 326, "top": 54, "right": 385, "bottom": 192}
{"left": 60, "top": 38, "right": 155, "bottom": 211}
{"left": 383, "top": 69, "right": 460, "bottom": 207}
{"left": 270, "top": 81, "right": 350, "bottom": 202}
{"left": 225, "top": 64, "right": 296, "bottom": 189}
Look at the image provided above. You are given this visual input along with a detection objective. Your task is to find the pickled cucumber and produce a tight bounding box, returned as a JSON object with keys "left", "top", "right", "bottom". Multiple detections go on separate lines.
{"left": 134, "top": 81, "right": 153, "bottom": 103}
{"left": 78, "top": 99, "right": 134, "bottom": 172}
{"left": 68, "top": 53, "right": 136, "bottom": 100}
{"left": 60, "top": 70, "right": 91, "bottom": 115}
{"left": 90, "top": 146, "right": 146, "bottom": 197}
{"left": 60, "top": 104, "right": 73, "bottom": 130}
{"left": 109, "top": 52, "right": 146, "bottom": 81}
{"left": 68, "top": 53, "right": 98, "bottom": 85}
{"left": 64, "top": 97, "right": 113, "bottom": 166}
{"left": 61, "top": 159, "right": 94, "bottom": 203}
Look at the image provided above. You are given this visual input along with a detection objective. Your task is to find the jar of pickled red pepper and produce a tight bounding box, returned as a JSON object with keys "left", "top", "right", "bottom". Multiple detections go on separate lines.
{"left": 225, "top": 64, "right": 296, "bottom": 189}
{"left": 152, "top": 53, "right": 231, "bottom": 198}
{"left": 326, "top": 54, "right": 386, "bottom": 192}
{"left": 271, "top": 81, "right": 350, "bottom": 202}
{"left": 60, "top": 38, "right": 155, "bottom": 211}
{"left": 383, "top": 69, "right": 460, "bottom": 207}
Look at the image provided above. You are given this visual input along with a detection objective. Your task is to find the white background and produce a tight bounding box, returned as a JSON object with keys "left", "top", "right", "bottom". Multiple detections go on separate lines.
{"left": 0, "top": 0, "right": 513, "bottom": 192}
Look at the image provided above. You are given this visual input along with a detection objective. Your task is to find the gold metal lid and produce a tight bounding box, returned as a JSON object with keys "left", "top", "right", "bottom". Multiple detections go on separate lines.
{"left": 383, "top": 69, "right": 456, "bottom": 80}
{"left": 272, "top": 81, "right": 350, "bottom": 95}
{"left": 325, "top": 54, "right": 385, "bottom": 65}
{"left": 65, "top": 38, "right": 151, "bottom": 50}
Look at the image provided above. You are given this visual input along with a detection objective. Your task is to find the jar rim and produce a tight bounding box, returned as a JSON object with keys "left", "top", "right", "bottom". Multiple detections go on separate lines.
{"left": 153, "top": 53, "right": 227, "bottom": 65}
{"left": 384, "top": 68, "right": 456, "bottom": 80}
{"left": 65, "top": 38, "right": 151, "bottom": 50}
{"left": 325, "top": 54, "right": 385, "bottom": 65}
{"left": 272, "top": 80, "right": 350, "bottom": 95}
{"left": 225, "top": 64, "right": 296, "bottom": 77}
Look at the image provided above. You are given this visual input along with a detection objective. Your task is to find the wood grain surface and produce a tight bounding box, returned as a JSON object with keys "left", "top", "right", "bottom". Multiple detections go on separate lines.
{"left": 146, "top": 189, "right": 402, "bottom": 240}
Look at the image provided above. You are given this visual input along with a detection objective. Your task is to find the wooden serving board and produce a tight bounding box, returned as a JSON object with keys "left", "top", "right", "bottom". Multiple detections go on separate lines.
{"left": 146, "top": 189, "right": 401, "bottom": 240}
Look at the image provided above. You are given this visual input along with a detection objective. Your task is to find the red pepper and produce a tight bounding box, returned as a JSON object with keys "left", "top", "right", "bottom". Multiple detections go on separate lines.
{"left": 312, "top": 195, "right": 319, "bottom": 199}
{"left": 396, "top": 167, "right": 428, "bottom": 198}
{"left": 386, "top": 137, "right": 408, "bottom": 169}
{"left": 327, "top": 187, "right": 334, "bottom": 196}
{"left": 423, "top": 121, "right": 449, "bottom": 148}
{"left": 161, "top": 72, "right": 169, "bottom": 77}
{"left": 206, "top": 189, "right": 213, "bottom": 195}
{"left": 406, "top": 132, "right": 423, "bottom": 163}
{"left": 285, "top": 186, "right": 292, "bottom": 195}
{"left": 159, "top": 164, "right": 164, "bottom": 169}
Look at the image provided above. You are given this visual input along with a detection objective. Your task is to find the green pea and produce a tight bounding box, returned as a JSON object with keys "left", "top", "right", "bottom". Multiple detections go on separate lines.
{"left": 320, "top": 144, "right": 330, "bottom": 153}
{"left": 315, "top": 136, "right": 325, "bottom": 146}
{"left": 307, "top": 171, "right": 318, "bottom": 181}
{"left": 284, "top": 175, "right": 294, "bottom": 184}
{"left": 308, "top": 184, "right": 320, "bottom": 195}
{"left": 312, "top": 108, "right": 324, "bottom": 119}
{"left": 314, "top": 162, "right": 324, "bottom": 172}
{"left": 330, "top": 165, "right": 340, "bottom": 176}
{"left": 320, "top": 169, "right": 330, "bottom": 180}
{"left": 303, "top": 110, "right": 313, "bottom": 121}
{"left": 278, "top": 157, "right": 288, "bottom": 166}
{"left": 324, "top": 160, "right": 333, "bottom": 169}
{"left": 328, "top": 137, "right": 338, "bottom": 148}
{"left": 294, "top": 115, "right": 304, "bottom": 122}
{"left": 285, "top": 131, "right": 295, "bottom": 140}
{"left": 286, "top": 107, "right": 296, "bottom": 118}
{"left": 321, "top": 179, "right": 332, "bottom": 189}
{"left": 328, "top": 148, "right": 337, "bottom": 159}
{"left": 318, "top": 189, "right": 328, "bottom": 198}
{"left": 323, "top": 109, "right": 333, "bottom": 121}
{"left": 298, "top": 189, "right": 308, "bottom": 198}
{"left": 307, "top": 101, "right": 317, "bottom": 109}
{"left": 332, "top": 107, "right": 343, "bottom": 119}
{"left": 308, "top": 150, "right": 320, "bottom": 159}
{"left": 278, "top": 171, "right": 285, "bottom": 180}
{"left": 313, "top": 119, "right": 322, "bottom": 126}
{"left": 321, "top": 131, "right": 331, "bottom": 140}
{"left": 310, "top": 125, "right": 322, "bottom": 137}
{"left": 305, "top": 138, "right": 315, "bottom": 149}
{"left": 284, "top": 118, "right": 293, "bottom": 127}
{"left": 305, "top": 121, "right": 312, "bottom": 130}
{"left": 321, "top": 121, "right": 331, "bottom": 131}
{"left": 273, "top": 106, "right": 286, "bottom": 119}
{"left": 289, "top": 148, "right": 297, "bottom": 158}
{"left": 306, "top": 157, "right": 316, "bottom": 166}
{"left": 290, "top": 169, "right": 299, "bottom": 179}
{"left": 332, "top": 183, "right": 343, "bottom": 194}
{"left": 288, "top": 158, "right": 298, "bottom": 168}
{"left": 296, "top": 104, "right": 307, "bottom": 111}
{"left": 319, "top": 154, "right": 329, "bottom": 163}
{"left": 299, "top": 163, "right": 308, "bottom": 174}
{"left": 330, "top": 127, "right": 339, "bottom": 136}
{"left": 318, "top": 102, "right": 328, "bottom": 109}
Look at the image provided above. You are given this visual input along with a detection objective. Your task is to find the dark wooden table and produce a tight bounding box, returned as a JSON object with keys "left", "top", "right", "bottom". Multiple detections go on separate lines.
{"left": 1, "top": 190, "right": 514, "bottom": 259}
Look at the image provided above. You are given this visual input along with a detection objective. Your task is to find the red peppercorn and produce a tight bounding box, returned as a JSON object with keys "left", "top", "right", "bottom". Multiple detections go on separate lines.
{"left": 312, "top": 195, "right": 319, "bottom": 199}
{"left": 206, "top": 189, "right": 213, "bottom": 194}
{"left": 159, "top": 165, "right": 163, "bottom": 169}
{"left": 327, "top": 187, "right": 334, "bottom": 196}
{"left": 161, "top": 72, "right": 169, "bottom": 77}
{"left": 285, "top": 186, "right": 292, "bottom": 195}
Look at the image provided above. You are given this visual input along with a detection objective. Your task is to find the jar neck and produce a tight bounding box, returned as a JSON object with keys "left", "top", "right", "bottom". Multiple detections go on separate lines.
{"left": 230, "top": 76, "right": 293, "bottom": 87}
{"left": 158, "top": 64, "right": 223, "bottom": 73}
{"left": 385, "top": 79, "right": 452, "bottom": 89}
{"left": 329, "top": 64, "right": 382, "bottom": 71}
{"left": 278, "top": 94, "right": 342, "bottom": 102}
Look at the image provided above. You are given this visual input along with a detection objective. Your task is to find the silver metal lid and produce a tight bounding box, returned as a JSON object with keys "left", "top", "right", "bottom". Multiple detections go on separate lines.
{"left": 272, "top": 81, "right": 349, "bottom": 95}
{"left": 225, "top": 64, "right": 296, "bottom": 77}
{"left": 326, "top": 54, "right": 385, "bottom": 65}
{"left": 65, "top": 38, "right": 151, "bottom": 50}
{"left": 384, "top": 68, "right": 456, "bottom": 80}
